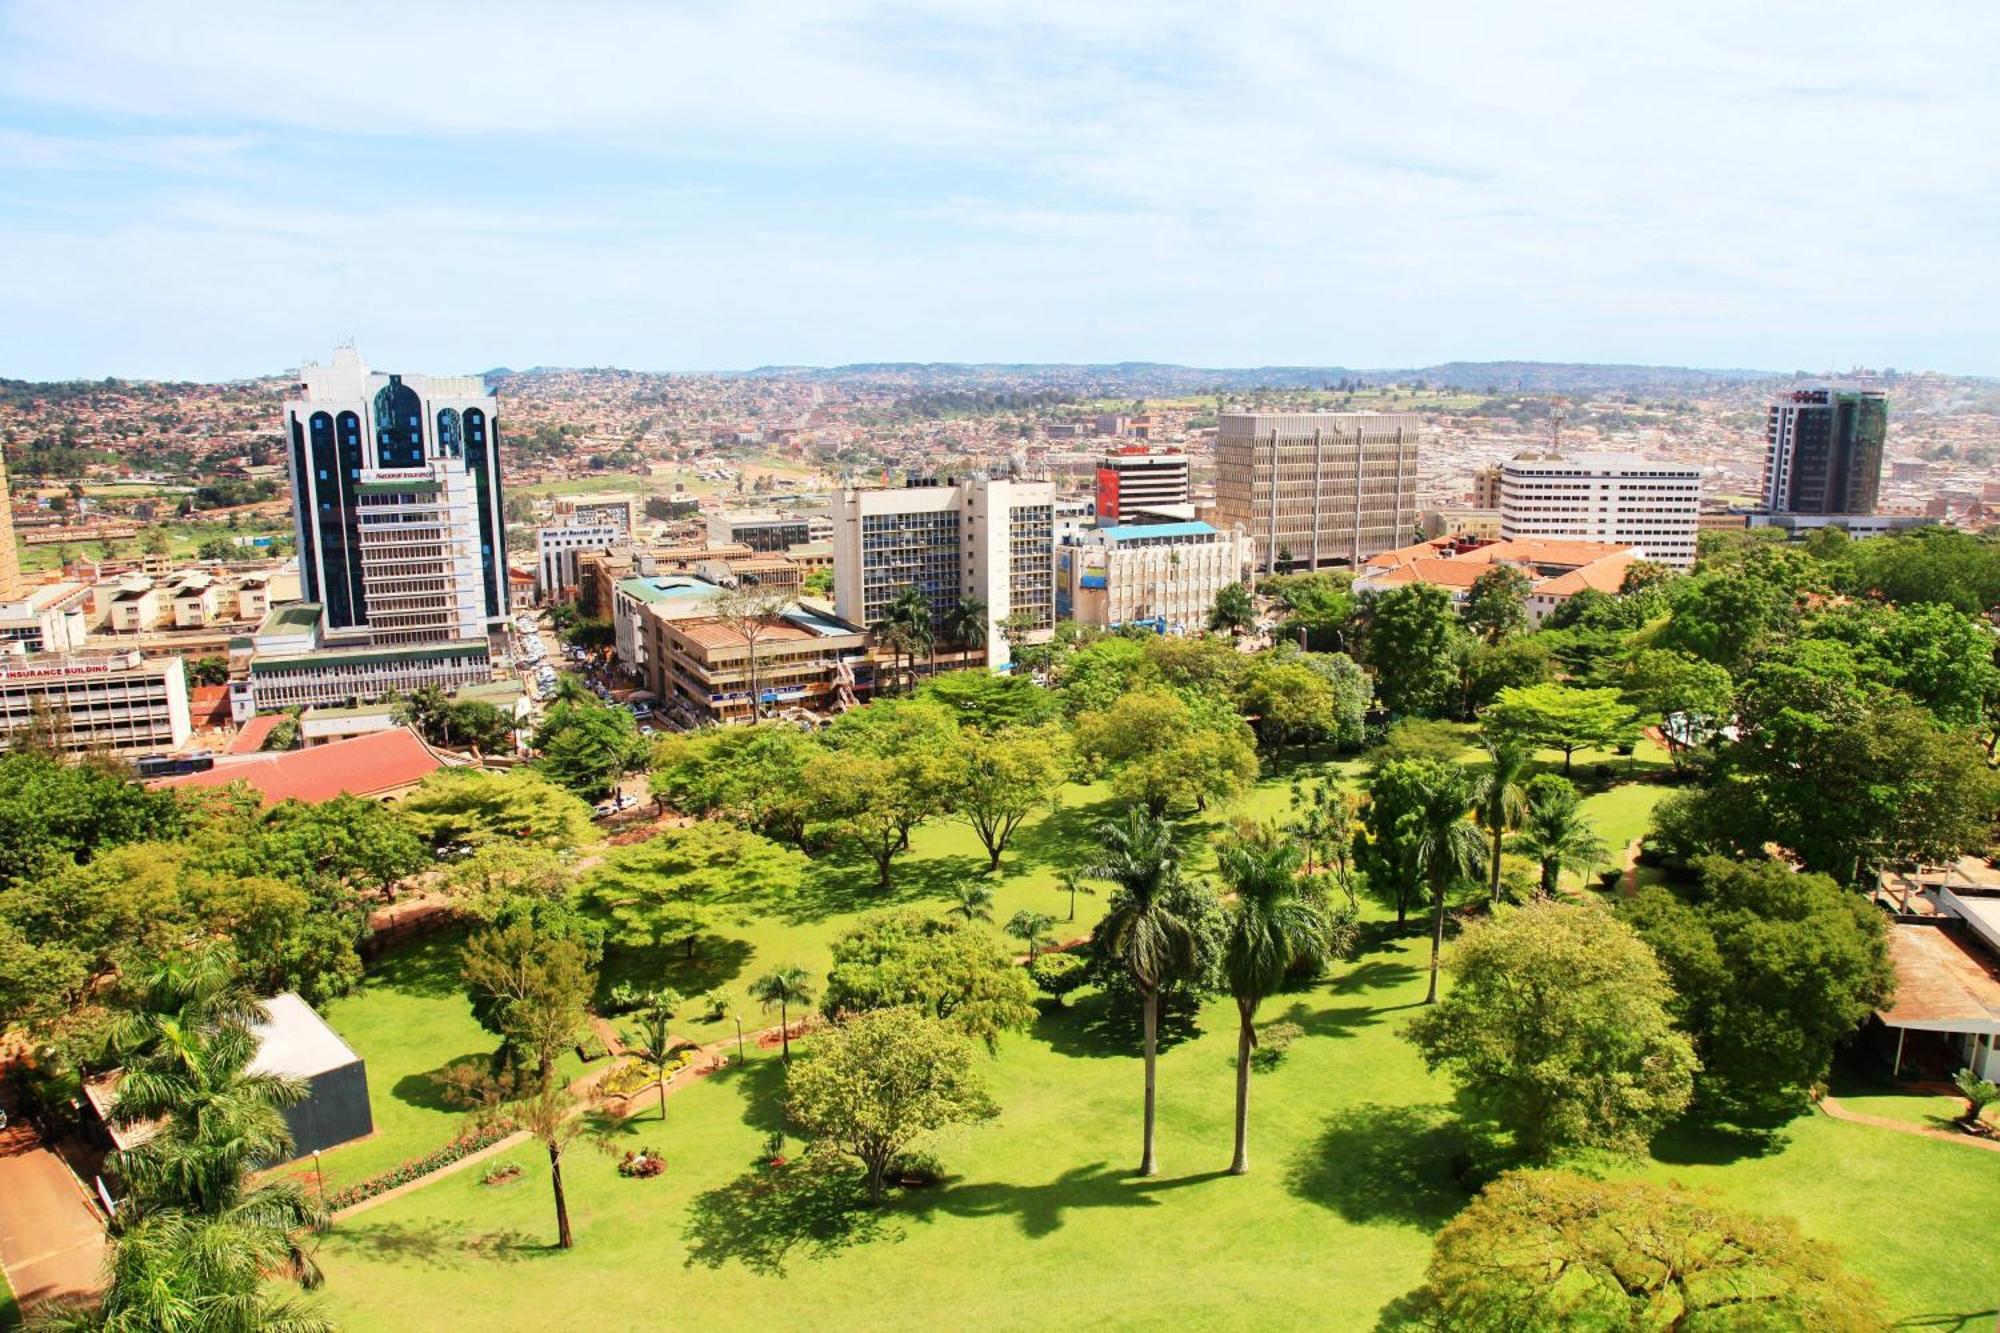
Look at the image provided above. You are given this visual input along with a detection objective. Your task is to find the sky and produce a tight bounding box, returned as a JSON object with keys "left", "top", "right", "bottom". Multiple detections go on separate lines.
{"left": 1, "top": 1, "right": 1996, "bottom": 381}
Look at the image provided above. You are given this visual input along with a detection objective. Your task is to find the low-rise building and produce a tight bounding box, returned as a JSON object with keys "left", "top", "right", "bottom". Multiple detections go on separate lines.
{"left": 226, "top": 602, "right": 492, "bottom": 721}
{"left": 1417, "top": 507, "right": 1503, "bottom": 541}
{"left": 706, "top": 510, "right": 812, "bottom": 553}
{"left": 0, "top": 582, "right": 90, "bottom": 655}
{"left": 1356, "top": 536, "right": 1640, "bottom": 626}
{"left": 0, "top": 650, "right": 191, "bottom": 754}
{"left": 153, "top": 725, "right": 450, "bottom": 805}
{"left": 611, "top": 574, "right": 726, "bottom": 674}
{"left": 1056, "top": 521, "right": 1253, "bottom": 633}
{"left": 644, "top": 604, "right": 868, "bottom": 726}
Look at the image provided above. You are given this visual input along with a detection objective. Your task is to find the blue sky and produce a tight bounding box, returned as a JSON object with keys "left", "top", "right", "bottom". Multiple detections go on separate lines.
{"left": 1, "top": 1, "right": 1995, "bottom": 381}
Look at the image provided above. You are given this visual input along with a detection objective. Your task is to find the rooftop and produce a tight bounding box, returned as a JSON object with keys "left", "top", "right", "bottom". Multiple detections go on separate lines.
{"left": 618, "top": 574, "right": 721, "bottom": 605}
{"left": 151, "top": 726, "right": 447, "bottom": 806}
{"left": 249, "top": 992, "right": 363, "bottom": 1079}
{"left": 1878, "top": 920, "right": 2000, "bottom": 1036}
{"left": 259, "top": 603, "right": 323, "bottom": 636}
{"left": 1096, "top": 521, "right": 1218, "bottom": 544}
{"left": 249, "top": 640, "right": 489, "bottom": 673}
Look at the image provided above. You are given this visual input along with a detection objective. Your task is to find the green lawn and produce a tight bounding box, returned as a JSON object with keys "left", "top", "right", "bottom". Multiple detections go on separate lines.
{"left": 0, "top": 1263, "right": 17, "bottom": 1331}
{"left": 301, "top": 762, "right": 2000, "bottom": 1330}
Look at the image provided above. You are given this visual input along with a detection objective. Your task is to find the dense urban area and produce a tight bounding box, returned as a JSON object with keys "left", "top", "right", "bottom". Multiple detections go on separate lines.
{"left": 0, "top": 352, "right": 1998, "bottom": 1332}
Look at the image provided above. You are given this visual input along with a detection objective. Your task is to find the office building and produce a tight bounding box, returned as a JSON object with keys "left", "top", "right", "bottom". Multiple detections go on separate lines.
{"left": 833, "top": 474, "right": 1056, "bottom": 670}
{"left": 1213, "top": 413, "right": 1421, "bottom": 573}
{"left": 1057, "top": 521, "right": 1253, "bottom": 633}
{"left": 1096, "top": 448, "right": 1189, "bottom": 522}
{"left": 0, "top": 583, "right": 90, "bottom": 655}
{"left": 536, "top": 522, "right": 627, "bottom": 601}
{"left": 643, "top": 603, "right": 868, "bottom": 726}
{"left": 706, "top": 510, "right": 812, "bottom": 553}
{"left": 611, "top": 573, "right": 727, "bottom": 674}
{"left": 226, "top": 603, "right": 491, "bottom": 721}
{"left": 282, "top": 346, "right": 508, "bottom": 640}
{"left": 1761, "top": 387, "right": 1888, "bottom": 515}
{"left": 1498, "top": 452, "right": 1702, "bottom": 568}
{"left": 1470, "top": 465, "right": 1503, "bottom": 509}
{"left": 552, "top": 492, "right": 640, "bottom": 535}
{"left": 1418, "top": 507, "right": 1502, "bottom": 542}
{"left": 0, "top": 651, "right": 191, "bottom": 754}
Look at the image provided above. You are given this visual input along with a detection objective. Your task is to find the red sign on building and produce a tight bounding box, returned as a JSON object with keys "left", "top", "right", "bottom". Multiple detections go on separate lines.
{"left": 1095, "top": 467, "right": 1121, "bottom": 522}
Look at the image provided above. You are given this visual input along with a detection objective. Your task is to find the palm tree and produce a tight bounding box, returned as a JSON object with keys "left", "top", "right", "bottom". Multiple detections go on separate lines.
{"left": 1472, "top": 740, "right": 1531, "bottom": 905}
{"left": 622, "top": 992, "right": 679, "bottom": 1122}
{"left": 551, "top": 671, "right": 594, "bottom": 705}
{"left": 876, "top": 587, "right": 933, "bottom": 693}
{"left": 946, "top": 882, "right": 996, "bottom": 923}
{"left": 1511, "top": 779, "right": 1609, "bottom": 899}
{"left": 1006, "top": 909, "right": 1056, "bottom": 960}
{"left": 946, "top": 596, "right": 989, "bottom": 664}
{"left": 1089, "top": 808, "right": 1198, "bottom": 1177}
{"left": 1055, "top": 867, "right": 1095, "bottom": 922}
{"left": 748, "top": 966, "right": 815, "bottom": 1062}
{"left": 1409, "top": 767, "right": 1485, "bottom": 1005}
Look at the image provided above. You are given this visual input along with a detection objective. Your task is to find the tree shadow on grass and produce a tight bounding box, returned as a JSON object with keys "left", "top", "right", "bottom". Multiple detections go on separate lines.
{"left": 1286, "top": 1103, "right": 1474, "bottom": 1230}
{"left": 1035, "top": 987, "right": 1204, "bottom": 1061}
{"left": 1649, "top": 1117, "right": 1788, "bottom": 1166}
{"left": 363, "top": 926, "right": 471, "bottom": 998}
{"left": 597, "top": 937, "right": 755, "bottom": 1004}
{"left": 781, "top": 851, "right": 991, "bottom": 925}
{"left": 391, "top": 1052, "right": 492, "bottom": 1113}
{"left": 1888, "top": 1311, "right": 2000, "bottom": 1331}
{"left": 1329, "top": 958, "right": 1423, "bottom": 1000}
{"left": 682, "top": 1157, "right": 900, "bottom": 1276}
{"left": 1268, "top": 998, "right": 1389, "bottom": 1042}
{"left": 695, "top": 1047, "right": 791, "bottom": 1136}
{"left": 334, "top": 1219, "right": 546, "bottom": 1267}
{"left": 1003, "top": 791, "right": 1125, "bottom": 875}
{"left": 908, "top": 1161, "right": 1231, "bottom": 1239}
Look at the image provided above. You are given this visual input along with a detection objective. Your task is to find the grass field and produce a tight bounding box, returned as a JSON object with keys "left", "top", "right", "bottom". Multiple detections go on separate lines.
{"left": 300, "top": 759, "right": 2000, "bottom": 1330}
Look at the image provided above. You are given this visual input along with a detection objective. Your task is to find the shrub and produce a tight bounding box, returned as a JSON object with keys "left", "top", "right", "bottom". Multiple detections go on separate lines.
{"left": 1029, "top": 951, "right": 1088, "bottom": 1007}
{"left": 325, "top": 1122, "right": 518, "bottom": 1210}
{"left": 617, "top": 1147, "right": 665, "bottom": 1178}
{"left": 700, "top": 989, "right": 728, "bottom": 1022}
{"left": 1249, "top": 1020, "right": 1304, "bottom": 1073}
{"left": 481, "top": 1163, "right": 522, "bottom": 1186}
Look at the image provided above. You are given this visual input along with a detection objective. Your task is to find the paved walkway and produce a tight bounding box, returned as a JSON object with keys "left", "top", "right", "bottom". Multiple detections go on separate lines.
{"left": 1817, "top": 1096, "right": 2000, "bottom": 1153}
{"left": 0, "top": 1120, "right": 106, "bottom": 1311}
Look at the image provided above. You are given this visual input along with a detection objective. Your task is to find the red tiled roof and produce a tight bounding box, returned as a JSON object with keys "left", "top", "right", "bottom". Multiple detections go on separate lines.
{"left": 152, "top": 727, "right": 446, "bottom": 806}
{"left": 189, "top": 685, "right": 233, "bottom": 728}
{"left": 227, "top": 714, "right": 284, "bottom": 754}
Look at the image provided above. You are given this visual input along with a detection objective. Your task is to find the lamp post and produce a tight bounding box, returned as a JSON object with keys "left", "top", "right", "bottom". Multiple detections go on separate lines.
{"left": 734, "top": 1015, "right": 745, "bottom": 1063}
{"left": 312, "top": 1149, "right": 324, "bottom": 1203}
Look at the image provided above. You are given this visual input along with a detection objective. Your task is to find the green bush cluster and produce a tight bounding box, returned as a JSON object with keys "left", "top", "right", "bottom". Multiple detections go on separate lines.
{"left": 324, "top": 1121, "right": 518, "bottom": 1210}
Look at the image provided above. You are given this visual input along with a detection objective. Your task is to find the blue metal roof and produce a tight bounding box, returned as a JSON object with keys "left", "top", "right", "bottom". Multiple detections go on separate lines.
{"left": 1097, "top": 521, "right": 1218, "bottom": 543}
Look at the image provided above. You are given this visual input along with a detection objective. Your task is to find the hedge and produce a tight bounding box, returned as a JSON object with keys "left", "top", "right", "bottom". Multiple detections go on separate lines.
{"left": 326, "top": 1121, "right": 519, "bottom": 1210}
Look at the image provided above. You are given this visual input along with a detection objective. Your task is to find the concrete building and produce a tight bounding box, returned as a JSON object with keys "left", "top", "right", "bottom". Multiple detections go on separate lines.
{"left": 1418, "top": 507, "right": 1503, "bottom": 541}
{"left": 553, "top": 492, "right": 640, "bottom": 535}
{"left": 833, "top": 473, "right": 1056, "bottom": 670}
{"left": 1498, "top": 452, "right": 1702, "bottom": 568}
{"left": 706, "top": 510, "right": 811, "bottom": 553}
{"left": 0, "top": 650, "right": 191, "bottom": 754}
{"left": 1762, "top": 387, "right": 1888, "bottom": 516}
{"left": 226, "top": 603, "right": 491, "bottom": 721}
{"left": 1470, "top": 465, "right": 1503, "bottom": 509}
{"left": 1096, "top": 448, "right": 1190, "bottom": 523}
{"left": 610, "top": 573, "right": 726, "bottom": 674}
{"left": 536, "top": 522, "right": 626, "bottom": 601}
{"left": 1746, "top": 512, "right": 1937, "bottom": 541}
{"left": 1057, "top": 521, "right": 1253, "bottom": 633}
{"left": 0, "top": 583, "right": 90, "bottom": 655}
{"left": 282, "top": 346, "right": 508, "bottom": 640}
{"left": 644, "top": 604, "right": 868, "bottom": 726}
{"left": 1213, "top": 412, "right": 1421, "bottom": 573}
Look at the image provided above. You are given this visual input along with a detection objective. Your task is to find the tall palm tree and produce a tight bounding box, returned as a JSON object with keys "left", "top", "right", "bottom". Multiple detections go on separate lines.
{"left": 1088, "top": 808, "right": 1198, "bottom": 1177}
{"left": 748, "top": 966, "right": 815, "bottom": 1062}
{"left": 1410, "top": 767, "right": 1485, "bottom": 1005}
{"left": 946, "top": 882, "right": 996, "bottom": 923}
{"left": 1512, "top": 780, "right": 1609, "bottom": 899}
{"left": 622, "top": 992, "right": 679, "bottom": 1122}
{"left": 1472, "top": 740, "right": 1531, "bottom": 905}
{"left": 946, "top": 596, "right": 989, "bottom": 663}
{"left": 1219, "top": 833, "right": 1333, "bottom": 1175}
{"left": 1055, "top": 867, "right": 1095, "bottom": 922}
{"left": 877, "top": 587, "right": 933, "bottom": 693}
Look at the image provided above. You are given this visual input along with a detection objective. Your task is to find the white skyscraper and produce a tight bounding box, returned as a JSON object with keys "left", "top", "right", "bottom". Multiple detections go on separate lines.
{"left": 282, "top": 347, "right": 508, "bottom": 642}
{"left": 1498, "top": 452, "right": 1702, "bottom": 568}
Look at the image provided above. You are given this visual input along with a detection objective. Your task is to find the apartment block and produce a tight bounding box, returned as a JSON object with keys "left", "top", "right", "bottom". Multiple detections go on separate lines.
{"left": 1499, "top": 452, "right": 1702, "bottom": 568}
{"left": 832, "top": 473, "right": 1055, "bottom": 670}
{"left": 1057, "top": 521, "right": 1253, "bottom": 633}
{"left": 1213, "top": 413, "right": 1421, "bottom": 573}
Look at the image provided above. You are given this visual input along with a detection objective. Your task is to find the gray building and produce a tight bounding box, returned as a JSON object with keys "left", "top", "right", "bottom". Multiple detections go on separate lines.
{"left": 1213, "top": 412, "right": 1420, "bottom": 573}
{"left": 1761, "top": 387, "right": 1888, "bottom": 516}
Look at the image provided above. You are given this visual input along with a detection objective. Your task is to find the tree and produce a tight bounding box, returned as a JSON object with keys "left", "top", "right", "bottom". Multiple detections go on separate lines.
{"left": 1463, "top": 635, "right": 1556, "bottom": 714}
{"left": 1207, "top": 581, "right": 1255, "bottom": 636}
{"left": 1407, "top": 1170, "right": 1885, "bottom": 1332}
{"left": 533, "top": 698, "right": 648, "bottom": 801}
{"left": 823, "top": 912, "right": 1035, "bottom": 1051}
{"left": 943, "top": 723, "right": 1068, "bottom": 872}
{"left": 1657, "top": 571, "right": 1792, "bottom": 673}
{"left": 1470, "top": 740, "right": 1529, "bottom": 905}
{"left": 400, "top": 766, "right": 598, "bottom": 852}
{"left": 186, "top": 655, "right": 230, "bottom": 687}
{"left": 806, "top": 748, "right": 938, "bottom": 890}
{"left": 1509, "top": 774, "right": 1607, "bottom": 898}
{"left": 1460, "top": 565, "right": 1531, "bottom": 643}
{"left": 622, "top": 992, "right": 679, "bottom": 1123}
{"left": 1405, "top": 762, "right": 1484, "bottom": 1004}
{"left": 784, "top": 1009, "right": 997, "bottom": 1206}
{"left": 1623, "top": 856, "right": 1892, "bottom": 1120}
{"left": 461, "top": 920, "right": 598, "bottom": 1083}
{"left": 1075, "top": 687, "right": 1258, "bottom": 816}
{"left": 873, "top": 586, "right": 934, "bottom": 694}
{"left": 1953, "top": 1068, "right": 1999, "bottom": 1130}
{"left": 710, "top": 583, "right": 791, "bottom": 717}
{"left": 1365, "top": 584, "right": 1464, "bottom": 718}
{"left": 444, "top": 842, "right": 567, "bottom": 921}
{"left": 945, "top": 595, "right": 988, "bottom": 654}
{"left": 1619, "top": 648, "right": 1733, "bottom": 769}
{"left": 582, "top": 822, "right": 807, "bottom": 960}
{"left": 1088, "top": 808, "right": 1199, "bottom": 1176}
{"left": 647, "top": 724, "right": 819, "bottom": 843}
{"left": 1055, "top": 867, "right": 1094, "bottom": 922}
{"left": 1236, "top": 659, "right": 1341, "bottom": 752}
{"left": 917, "top": 670, "right": 1060, "bottom": 731}
{"left": 1005, "top": 909, "right": 1057, "bottom": 960}
{"left": 945, "top": 882, "right": 995, "bottom": 923}
{"left": 1406, "top": 899, "right": 1696, "bottom": 1161}
{"left": 1028, "top": 951, "right": 1087, "bottom": 1007}
{"left": 1218, "top": 830, "right": 1344, "bottom": 1174}
{"left": 749, "top": 965, "right": 815, "bottom": 1061}
{"left": 1483, "top": 682, "right": 1638, "bottom": 774}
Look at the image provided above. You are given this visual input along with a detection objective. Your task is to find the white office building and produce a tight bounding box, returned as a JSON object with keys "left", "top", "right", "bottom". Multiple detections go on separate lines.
{"left": 1096, "top": 449, "right": 1191, "bottom": 522}
{"left": 1058, "top": 521, "right": 1253, "bottom": 633}
{"left": 0, "top": 651, "right": 191, "bottom": 754}
{"left": 1498, "top": 452, "right": 1702, "bottom": 568}
{"left": 833, "top": 474, "right": 1056, "bottom": 670}
{"left": 536, "top": 522, "right": 626, "bottom": 602}
{"left": 282, "top": 347, "right": 508, "bottom": 641}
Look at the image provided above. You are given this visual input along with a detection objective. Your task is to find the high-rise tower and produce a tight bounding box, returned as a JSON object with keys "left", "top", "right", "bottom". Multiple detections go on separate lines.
{"left": 1761, "top": 387, "right": 1887, "bottom": 516}
{"left": 1213, "top": 412, "right": 1420, "bottom": 573}
{"left": 281, "top": 347, "right": 508, "bottom": 642}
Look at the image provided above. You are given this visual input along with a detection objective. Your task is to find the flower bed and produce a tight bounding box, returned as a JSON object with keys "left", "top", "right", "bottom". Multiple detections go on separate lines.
{"left": 326, "top": 1121, "right": 518, "bottom": 1210}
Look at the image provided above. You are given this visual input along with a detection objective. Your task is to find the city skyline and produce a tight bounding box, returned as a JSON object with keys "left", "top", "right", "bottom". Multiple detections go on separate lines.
{"left": 2, "top": 1, "right": 1997, "bottom": 380}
